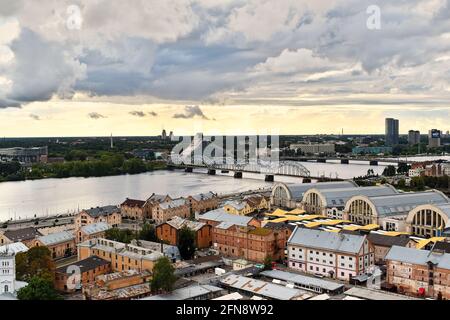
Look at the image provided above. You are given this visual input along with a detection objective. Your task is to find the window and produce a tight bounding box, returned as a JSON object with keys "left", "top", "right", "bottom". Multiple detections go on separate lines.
{"left": 341, "top": 272, "right": 345, "bottom": 276}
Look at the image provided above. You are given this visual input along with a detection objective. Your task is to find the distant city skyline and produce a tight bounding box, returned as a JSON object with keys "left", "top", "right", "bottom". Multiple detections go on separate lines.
{"left": 1, "top": 1, "right": 450, "bottom": 137}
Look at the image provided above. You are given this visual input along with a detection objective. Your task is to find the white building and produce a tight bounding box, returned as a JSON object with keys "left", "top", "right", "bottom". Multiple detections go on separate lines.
{"left": 0, "top": 243, "right": 29, "bottom": 297}
{"left": 408, "top": 168, "right": 425, "bottom": 177}
{"left": 287, "top": 227, "right": 375, "bottom": 281}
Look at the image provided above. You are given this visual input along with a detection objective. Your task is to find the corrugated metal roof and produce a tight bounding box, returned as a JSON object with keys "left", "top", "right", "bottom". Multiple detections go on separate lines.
{"left": 165, "top": 216, "right": 205, "bottom": 231}
{"left": 283, "top": 181, "right": 358, "bottom": 199}
{"left": 0, "top": 242, "right": 29, "bottom": 255}
{"left": 260, "top": 269, "right": 344, "bottom": 291}
{"left": 385, "top": 245, "right": 450, "bottom": 269}
{"left": 81, "top": 222, "right": 110, "bottom": 235}
{"left": 159, "top": 198, "right": 187, "bottom": 209}
{"left": 288, "top": 227, "right": 366, "bottom": 254}
{"left": 367, "top": 191, "right": 449, "bottom": 217}
{"left": 37, "top": 231, "right": 74, "bottom": 246}
{"left": 141, "top": 284, "right": 223, "bottom": 300}
{"left": 220, "top": 274, "right": 307, "bottom": 300}
{"left": 84, "top": 205, "right": 120, "bottom": 217}
{"left": 312, "top": 185, "right": 398, "bottom": 207}
{"left": 200, "top": 208, "right": 253, "bottom": 227}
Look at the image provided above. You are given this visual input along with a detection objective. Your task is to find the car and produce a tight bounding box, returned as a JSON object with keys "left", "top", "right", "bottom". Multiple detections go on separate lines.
{"left": 314, "top": 273, "right": 325, "bottom": 278}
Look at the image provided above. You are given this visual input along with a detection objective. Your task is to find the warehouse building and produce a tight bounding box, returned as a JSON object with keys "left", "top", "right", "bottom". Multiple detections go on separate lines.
{"left": 271, "top": 181, "right": 358, "bottom": 209}
{"left": 302, "top": 185, "right": 398, "bottom": 218}
{"left": 343, "top": 191, "right": 449, "bottom": 232}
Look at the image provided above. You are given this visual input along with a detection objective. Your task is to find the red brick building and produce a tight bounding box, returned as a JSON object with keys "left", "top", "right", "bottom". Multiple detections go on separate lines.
{"left": 156, "top": 216, "right": 212, "bottom": 249}
{"left": 385, "top": 246, "right": 450, "bottom": 299}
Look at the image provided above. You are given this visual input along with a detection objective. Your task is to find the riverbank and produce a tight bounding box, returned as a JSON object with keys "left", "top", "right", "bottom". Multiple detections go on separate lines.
{"left": 0, "top": 159, "right": 167, "bottom": 183}
{"left": 0, "top": 186, "right": 271, "bottom": 225}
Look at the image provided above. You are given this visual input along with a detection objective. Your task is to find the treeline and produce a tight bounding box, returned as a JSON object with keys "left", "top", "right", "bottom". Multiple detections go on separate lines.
{"left": 396, "top": 175, "right": 450, "bottom": 191}
{"left": 0, "top": 154, "right": 167, "bottom": 182}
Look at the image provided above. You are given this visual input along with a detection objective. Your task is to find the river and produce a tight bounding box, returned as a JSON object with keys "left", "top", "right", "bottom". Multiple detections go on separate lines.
{"left": 0, "top": 161, "right": 387, "bottom": 221}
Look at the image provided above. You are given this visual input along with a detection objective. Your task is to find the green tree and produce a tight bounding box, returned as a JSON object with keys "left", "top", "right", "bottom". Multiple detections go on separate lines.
{"left": 178, "top": 226, "right": 196, "bottom": 260}
{"left": 150, "top": 257, "right": 177, "bottom": 293}
{"left": 123, "top": 158, "right": 147, "bottom": 174}
{"left": 410, "top": 176, "right": 426, "bottom": 191}
{"left": 17, "top": 276, "right": 62, "bottom": 300}
{"left": 16, "top": 246, "right": 55, "bottom": 282}
{"left": 139, "top": 223, "right": 157, "bottom": 242}
{"left": 263, "top": 255, "right": 273, "bottom": 270}
{"left": 105, "top": 228, "right": 136, "bottom": 244}
{"left": 397, "top": 179, "right": 406, "bottom": 189}
{"left": 383, "top": 165, "right": 397, "bottom": 177}
{"left": 397, "top": 162, "right": 410, "bottom": 174}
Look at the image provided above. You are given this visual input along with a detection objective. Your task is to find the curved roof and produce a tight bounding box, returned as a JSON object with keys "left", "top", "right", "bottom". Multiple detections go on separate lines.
{"left": 361, "top": 191, "right": 449, "bottom": 217}
{"left": 307, "top": 185, "right": 398, "bottom": 208}
{"left": 275, "top": 181, "right": 357, "bottom": 200}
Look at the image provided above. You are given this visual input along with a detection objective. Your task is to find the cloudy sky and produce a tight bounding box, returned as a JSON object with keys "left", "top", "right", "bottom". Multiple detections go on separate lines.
{"left": 0, "top": 0, "right": 450, "bottom": 137}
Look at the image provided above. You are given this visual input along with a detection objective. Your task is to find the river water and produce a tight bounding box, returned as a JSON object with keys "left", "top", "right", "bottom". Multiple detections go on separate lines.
{"left": 0, "top": 161, "right": 387, "bottom": 221}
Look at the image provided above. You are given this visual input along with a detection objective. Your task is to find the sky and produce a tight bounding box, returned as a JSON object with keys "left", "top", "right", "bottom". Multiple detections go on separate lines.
{"left": 0, "top": 0, "right": 450, "bottom": 137}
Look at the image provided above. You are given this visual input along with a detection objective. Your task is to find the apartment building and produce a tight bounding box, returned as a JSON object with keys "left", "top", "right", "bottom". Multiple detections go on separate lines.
{"left": 76, "top": 222, "right": 111, "bottom": 244}
{"left": 199, "top": 209, "right": 288, "bottom": 263}
{"left": 287, "top": 227, "right": 375, "bottom": 281}
{"left": 143, "top": 194, "right": 173, "bottom": 219}
{"left": 55, "top": 256, "right": 111, "bottom": 292}
{"left": 0, "top": 227, "right": 42, "bottom": 246}
{"left": 152, "top": 198, "right": 190, "bottom": 224}
{"left": 366, "top": 233, "right": 416, "bottom": 265}
{"left": 120, "top": 198, "right": 147, "bottom": 220}
{"left": 83, "top": 270, "right": 152, "bottom": 300}
{"left": 385, "top": 246, "right": 450, "bottom": 299}
{"left": 186, "top": 192, "right": 219, "bottom": 214}
{"left": 30, "top": 231, "right": 76, "bottom": 259}
{"left": 155, "top": 216, "right": 212, "bottom": 248}
{"left": 75, "top": 205, "right": 122, "bottom": 229}
{"left": 77, "top": 238, "right": 164, "bottom": 272}
{"left": 223, "top": 200, "right": 254, "bottom": 215}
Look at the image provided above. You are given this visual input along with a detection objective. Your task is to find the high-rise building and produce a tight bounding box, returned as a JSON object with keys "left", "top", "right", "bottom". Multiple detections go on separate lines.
{"left": 385, "top": 118, "right": 399, "bottom": 146}
{"left": 407, "top": 130, "right": 420, "bottom": 145}
{"left": 169, "top": 131, "right": 174, "bottom": 140}
{"left": 161, "top": 129, "right": 167, "bottom": 140}
{"left": 428, "top": 129, "right": 441, "bottom": 148}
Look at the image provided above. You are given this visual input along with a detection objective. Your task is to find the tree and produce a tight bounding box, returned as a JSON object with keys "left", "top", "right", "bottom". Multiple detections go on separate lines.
{"left": 397, "top": 162, "right": 410, "bottom": 174}
{"left": 138, "top": 223, "right": 157, "bottom": 242}
{"left": 383, "top": 165, "right": 396, "bottom": 177}
{"left": 178, "top": 226, "right": 196, "bottom": 260}
{"left": 105, "top": 228, "right": 136, "bottom": 244}
{"left": 397, "top": 179, "right": 406, "bottom": 189}
{"left": 150, "top": 257, "right": 177, "bottom": 293}
{"left": 16, "top": 246, "right": 55, "bottom": 282}
{"left": 410, "top": 176, "right": 426, "bottom": 191}
{"left": 17, "top": 276, "right": 62, "bottom": 300}
{"left": 263, "top": 255, "right": 273, "bottom": 270}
